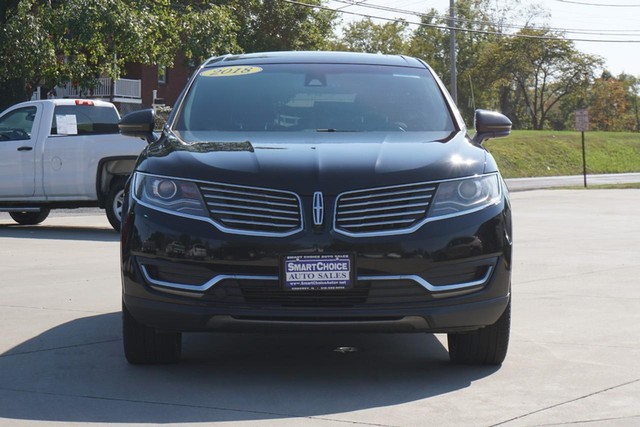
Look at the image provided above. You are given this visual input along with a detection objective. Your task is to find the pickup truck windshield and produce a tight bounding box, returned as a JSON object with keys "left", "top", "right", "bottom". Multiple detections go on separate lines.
{"left": 173, "top": 63, "right": 454, "bottom": 137}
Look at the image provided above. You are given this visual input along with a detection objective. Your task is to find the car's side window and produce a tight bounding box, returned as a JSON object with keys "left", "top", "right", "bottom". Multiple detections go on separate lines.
{"left": 0, "top": 106, "right": 37, "bottom": 141}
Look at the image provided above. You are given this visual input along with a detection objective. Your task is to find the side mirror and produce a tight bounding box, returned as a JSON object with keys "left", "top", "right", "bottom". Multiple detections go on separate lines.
{"left": 472, "top": 109, "right": 512, "bottom": 145}
{"left": 119, "top": 109, "right": 156, "bottom": 143}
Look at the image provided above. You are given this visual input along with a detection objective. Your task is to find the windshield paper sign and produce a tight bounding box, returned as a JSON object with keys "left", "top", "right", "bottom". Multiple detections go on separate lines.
{"left": 284, "top": 254, "right": 352, "bottom": 290}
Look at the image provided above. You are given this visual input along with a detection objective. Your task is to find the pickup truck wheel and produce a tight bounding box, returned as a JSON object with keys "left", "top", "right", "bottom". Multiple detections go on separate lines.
{"left": 106, "top": 177, "right": 127, "bottom": 231}
{"left": 447, "top": 299, "right": 511, "bottom": 365}
{"left": 9, "top": 208, "right": 50, "bottom": 225}
{"left": 122, "top": 302, "right": 182, "bottom": 364}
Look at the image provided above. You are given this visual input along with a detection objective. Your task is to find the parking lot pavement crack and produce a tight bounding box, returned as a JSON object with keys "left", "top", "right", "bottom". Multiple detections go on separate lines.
{"left": 0, "top": 386, "right": 399, "bottom": 427}
{"left": 520, "top": 414, "right": 640, "bottom": 426}
{"left": 0, "top": 339, "right": 120, "bottom": 358}
{"left": 514, "top": 339, "right": 639, "bottom": 350}
{"left": 515, "top": 292, "right": 640, "bottom": 301}
{"left": 489, "top": 378, "right": 640, "bottom": 427}
{"left": 516, "top": 265, "right": 640, "bottom": 286}
{"left": 0, "top": 303, "right": 103, "bottom": 314}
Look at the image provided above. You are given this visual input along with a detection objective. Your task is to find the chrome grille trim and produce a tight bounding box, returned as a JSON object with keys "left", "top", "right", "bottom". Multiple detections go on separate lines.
{"left": 337, "top": 186, "right": 436, "bottom": 201}
{"left": 339, "top": 194, "right": 433, "bottom": 209}
{"left": 132, "top": 173, "right": 304, "bottom": 237}
{"left": 360, "top": 266, "right": 493, "bottom": 298}
{"left": 141, "top": 265, "right": 278, "bottom": 293}
{"left": 207, "top": 202, "right": 297, "bottom": 216}
{"left": 338, "top": 209, "right": 426, "bottom": 222}
{"left": 334, "top": 182, "right": 438, "bottom": 237}
{"left": 140, "top": 266, "right": 491, "bottom": 298}
{"left": 338, "top": 218, "right": 416, "bottom": 228}
{"left": 209, "top": 209, "right": 299, "bottom": 223}
{"left": 203, "top": 193, "right": 298, "bottom": 208}
{"left": 200, "top": 186, "right": 295, "bottom": 202}
{"left": 336, "top": 202, "right": 430, "bottom": 216}
{"left": 221, "top": 218, "right": 298, "bottom": 228}
{"left": 199, "top": 182, "right": 303, "bottom": 236}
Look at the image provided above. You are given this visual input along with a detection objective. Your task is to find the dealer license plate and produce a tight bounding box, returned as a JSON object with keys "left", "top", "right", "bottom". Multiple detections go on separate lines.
{"left": 283, "top": 254, "right": 353, "bottom": 291}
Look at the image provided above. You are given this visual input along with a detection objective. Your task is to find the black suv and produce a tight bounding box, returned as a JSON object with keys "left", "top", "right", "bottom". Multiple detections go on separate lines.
{"left": 120, "top": 51, "right": 513, "bottom": 365}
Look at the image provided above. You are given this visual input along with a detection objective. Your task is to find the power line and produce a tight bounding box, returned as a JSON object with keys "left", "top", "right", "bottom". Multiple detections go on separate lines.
{"left": 555, "top": 0, "right": 640, "bottom": 7}
{"left": 331, "top": 0, "right": 640, "bottom": 36}
{"left": 285, "top": 0, "right": 640, "bottom": 43}
{"left": 335, "top": 0, "right": 369, "bottom": 11}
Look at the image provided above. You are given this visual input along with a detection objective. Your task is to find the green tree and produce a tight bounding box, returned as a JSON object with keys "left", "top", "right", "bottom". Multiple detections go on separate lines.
{"left": 1, "top": 0, "right": 339, "bottom": 108}
{"left": 478, "top": 28, "right": 602, "bottom": 130}
{"left": 0, "top": 0, "right": 58, "bottom": 109}
{"left": 617, "top": 73, "right": 640, "bottom": 132}
{"left": 227, "top": 0, "right": 337, "bottom": 52}
{"left": 407, "top": 0, "right": 517, "bottom": 123}
{"left": 336, "top": 18, "right": 409, "bottom": 54}
{"left": 55, "top": 0, "right": 185, "bottom": 92}
{"left": 173, "top": 1, "right": 239, "bottom": 67}
{"left": 588, "top": 76, "right": 633, "bottom": 131}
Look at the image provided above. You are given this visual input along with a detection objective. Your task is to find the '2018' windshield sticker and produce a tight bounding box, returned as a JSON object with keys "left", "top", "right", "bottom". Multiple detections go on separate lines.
{"left": 200, "top": 66, "right": 263, "bottom": 77}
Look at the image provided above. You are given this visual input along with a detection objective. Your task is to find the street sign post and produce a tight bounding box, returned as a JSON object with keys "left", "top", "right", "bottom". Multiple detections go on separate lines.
{"left": 575, "top": 109, "right": 589, "bottom": 188}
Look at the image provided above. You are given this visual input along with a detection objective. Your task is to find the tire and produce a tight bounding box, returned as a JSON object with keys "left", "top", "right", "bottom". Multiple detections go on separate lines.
{"left": 448, "top": 299, "right": 511, "bottom": 365}
{"left": 122, "top": 302, "right": 182, "bottom": 364}
{"left": 9, "top": 208, "right": 50, "bottom": 225}
{"left": 106, "top": 177, "right": 127, "bottom": 232}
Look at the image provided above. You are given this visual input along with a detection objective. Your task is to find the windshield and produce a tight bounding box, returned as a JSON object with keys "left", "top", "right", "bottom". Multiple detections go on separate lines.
{"left": 173, "top": 63, "right": 455, "bottom": 139}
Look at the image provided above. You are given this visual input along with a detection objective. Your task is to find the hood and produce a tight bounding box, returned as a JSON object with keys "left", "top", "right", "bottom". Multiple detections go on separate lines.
{"left": 140, "top": 131, "right": 487, "bottom": 195}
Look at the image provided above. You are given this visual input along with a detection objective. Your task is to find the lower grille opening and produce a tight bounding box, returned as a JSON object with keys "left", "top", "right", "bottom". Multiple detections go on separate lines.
{"left": 422, "top": 258, "right": 497, "bottom": 288}
{"left": 232, "top": 315, "right": 404, "bottom": 322}
{"left": 143, "top": 263, "right": 212, "bottom": 286}
{"left": 238, "top": 280, "right": 369, "bottom": 307}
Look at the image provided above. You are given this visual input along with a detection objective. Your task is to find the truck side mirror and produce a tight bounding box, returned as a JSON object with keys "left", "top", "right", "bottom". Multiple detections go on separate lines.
{"left": 472, "top": 109, "right": 512, "bottom": 145}
{"left": 119, "top": 109, "right": 156, "bottom": 143}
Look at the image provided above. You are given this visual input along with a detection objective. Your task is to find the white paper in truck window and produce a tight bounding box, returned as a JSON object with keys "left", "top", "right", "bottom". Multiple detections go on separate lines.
{"left": 56, "top": 114, "right": 78, "bottom": 135}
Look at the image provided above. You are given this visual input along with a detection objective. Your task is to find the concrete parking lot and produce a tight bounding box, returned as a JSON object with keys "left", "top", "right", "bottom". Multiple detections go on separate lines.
{"left": 1, "top": 189, "right": 639, "bottom": 426}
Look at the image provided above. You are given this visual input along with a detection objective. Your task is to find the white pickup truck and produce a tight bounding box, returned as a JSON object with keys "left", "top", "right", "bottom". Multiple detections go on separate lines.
{"left": 0, "top": 99, "right": 147, "bottom": 230}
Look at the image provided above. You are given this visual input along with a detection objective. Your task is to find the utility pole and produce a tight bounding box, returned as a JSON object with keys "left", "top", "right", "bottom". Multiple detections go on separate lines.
{"left": 449, "top": 0, "right": 458, "bottom": 105}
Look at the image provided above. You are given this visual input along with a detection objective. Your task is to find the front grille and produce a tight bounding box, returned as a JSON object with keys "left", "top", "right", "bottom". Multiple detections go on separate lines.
{"left": 198, "top": 182, "right": 302, "bottom": 235}
{"left": 335, "top": 182, "right": 437, "bottom": 235}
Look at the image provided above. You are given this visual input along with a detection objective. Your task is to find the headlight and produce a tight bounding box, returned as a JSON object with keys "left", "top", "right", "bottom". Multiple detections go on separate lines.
{"left": 132, "top": 172, "right": 208, "bottom": 217}
{"left": 428, "top": 174, "right": 501, "bottom": 219}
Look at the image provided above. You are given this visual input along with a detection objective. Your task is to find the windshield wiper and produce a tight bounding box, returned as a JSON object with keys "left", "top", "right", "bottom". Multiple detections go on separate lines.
{"left": 315, "top": 128, "right": 359, "bottom": 132}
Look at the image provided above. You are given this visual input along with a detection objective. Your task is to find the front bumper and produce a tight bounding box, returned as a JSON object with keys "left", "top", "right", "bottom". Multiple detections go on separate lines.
{"left": 121, "top": 197, "right": 512, "bottom": 333}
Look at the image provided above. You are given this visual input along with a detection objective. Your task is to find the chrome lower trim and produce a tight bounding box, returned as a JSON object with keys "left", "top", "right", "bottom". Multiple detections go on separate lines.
{"left": 140, "top": 265, "right": 278, "bottom": 292}
{"left": 140, "top": 264, "right": 492, "bottom": 297}
{"left": 359, "top": 266, "right": 492, "bottom": 298}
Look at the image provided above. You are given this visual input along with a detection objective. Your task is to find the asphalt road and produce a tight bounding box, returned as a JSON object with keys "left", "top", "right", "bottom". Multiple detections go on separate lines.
{"left": 505, "top": 172, "right": 640, "bottom": 191}
{"left": 0, "top": 189, "right": 639, "bottom": 426}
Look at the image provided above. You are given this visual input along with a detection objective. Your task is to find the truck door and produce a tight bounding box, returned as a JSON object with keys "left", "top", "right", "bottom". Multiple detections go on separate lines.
{"left": 0, "top": 105, "right": 39, "bottom": 197}
{"left": 43, "top": 102, "right": 120, "bottom": 198}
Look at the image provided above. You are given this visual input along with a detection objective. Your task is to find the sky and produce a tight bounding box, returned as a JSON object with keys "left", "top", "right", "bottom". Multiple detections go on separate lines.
{"left": 325, "top": 0, "right": 640, "bottom": 77}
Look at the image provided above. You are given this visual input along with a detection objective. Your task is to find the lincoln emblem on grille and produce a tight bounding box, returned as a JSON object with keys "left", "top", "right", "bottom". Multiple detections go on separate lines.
{"left": 313, "top": 191, "right": 324, "bottom": 226}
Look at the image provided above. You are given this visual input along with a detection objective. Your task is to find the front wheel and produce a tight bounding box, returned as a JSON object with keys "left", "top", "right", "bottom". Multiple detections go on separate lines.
{"left": 122, "top": 302, "right": 182, "bottom": 364}
{"left": 448, "top": 299, "right": 511, "bottom": 365}
{"left": 9, "top": 208, "right": 50, "bottom": 225}
{"left": 106, "top": 177, "right": 127, "bottom": 231}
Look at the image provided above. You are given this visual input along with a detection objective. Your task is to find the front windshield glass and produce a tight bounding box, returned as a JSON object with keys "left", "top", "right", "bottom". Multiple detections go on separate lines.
{"left": 173, "top": 63, "right": 454, "bottom": 138}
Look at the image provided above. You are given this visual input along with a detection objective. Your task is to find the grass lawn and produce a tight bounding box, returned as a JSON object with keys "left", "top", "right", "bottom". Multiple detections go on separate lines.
{"left": 484, "top": 130, "right": 640, "bottom": 179}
